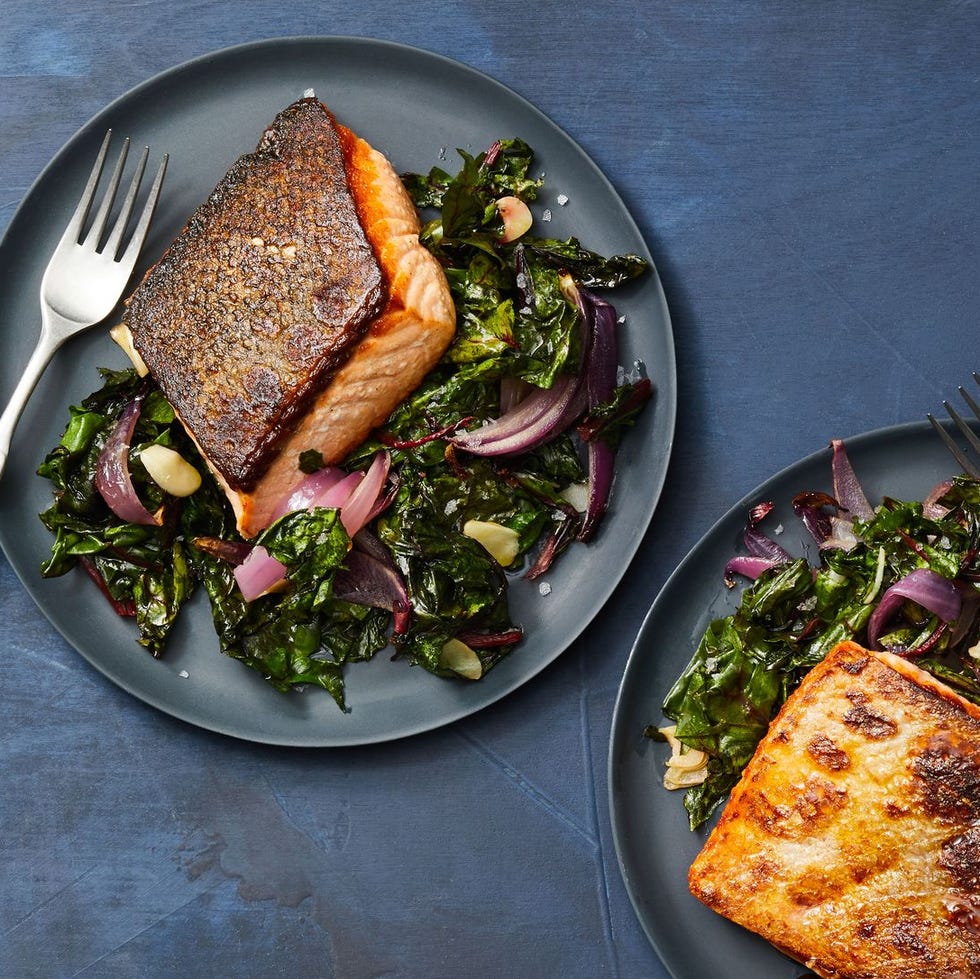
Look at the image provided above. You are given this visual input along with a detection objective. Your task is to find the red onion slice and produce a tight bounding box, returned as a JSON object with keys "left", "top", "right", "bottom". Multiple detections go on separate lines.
{"left": 950, "top": 583, "right": 980, "bottom": 647}
{"left": 582, "top": 288, "right": 617, "bottom": 406}
{"left": 577, "top": 286, "right": 618, "bottom": 541}
{"left": 923, "top": 479, "right": 955, "bottom": 520}
{"left": 867, "top": 568, "right": 962, "bottom": 650}
{"left": 499, "top": 375, "right": 532, "bottom": 413}
{"left": 724, "top": 555, "right": 780, "bottom": 585}
{"left": 792, "top": 491, "right": 838, "bottom": 546}
{"left": 234, "top": 546, "right": 288, "bottom": 602}
{"left": 820, "top": 515, "right": 861, "bottom": 552}
{"left": 95, "top": 396, "right": 160, "bottom": 526}
{"left": 268, "top": 465, "right": 347, "bottom": 525}
{"left": 234, "top": 456, "right": 393, "bottom": 603}
{"left": 339, "top": 452, "right": 390, "bottom": 536}
{"left": 312, "top": 471, "right": 364, "bottom": 509}
{"left": 831, "top": 439, "right": 873, "bottom": 521}
{"left": 451, "top": 373, "right": 587, "bottom": 457}
{"left": 333, "top": 547, "right": 411, "bottom": 633}
{"left": 350, "top": 529, "right": 411, "bottom": 631}
{"left": 744, "top": 501, "right": 793, "bottom": 563}
{"left": 365, "top": 474, "right": 400, "bottom": 525}
{"left": 580, "top": 438, "right": 614, "bottom": 541}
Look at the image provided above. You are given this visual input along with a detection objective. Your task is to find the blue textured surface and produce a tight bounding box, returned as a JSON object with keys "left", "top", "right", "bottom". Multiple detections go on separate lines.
{"left": 2, "top": 3, "right": 979, "bottom": 977}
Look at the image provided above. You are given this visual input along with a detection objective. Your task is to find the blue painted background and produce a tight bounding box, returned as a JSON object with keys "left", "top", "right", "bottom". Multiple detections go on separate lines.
{"left": 3, "top": 3, "right": 979, "bottom": 976}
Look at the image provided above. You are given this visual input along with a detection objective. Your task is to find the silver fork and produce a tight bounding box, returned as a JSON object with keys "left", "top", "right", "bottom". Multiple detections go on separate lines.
{"left": 0, "top": 131, "right": 167, "bottom": 478}
{"left": 927, "top": 373, "right": 980, "bottom": 478}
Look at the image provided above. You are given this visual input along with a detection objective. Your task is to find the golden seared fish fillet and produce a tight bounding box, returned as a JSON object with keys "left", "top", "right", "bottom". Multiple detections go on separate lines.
{"left": 688, "top": 640, "right": 980, "bottom": 979}
{"left": 123, "top": 97, "right": 455, "bottom": 536}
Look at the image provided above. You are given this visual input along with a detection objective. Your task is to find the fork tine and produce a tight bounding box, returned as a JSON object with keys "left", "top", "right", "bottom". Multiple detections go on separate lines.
{"left": 963, "top": 378, "right": 980, "bottom": 424}
{"left": 943, "top": 398, "right": 980, "bottom": 456}
{"left": 62, "top": 130, "right": 113, "bottom": 244}
{"left": 85, "top": 136, "right": 130, "bottom": 250}
{"left": 102, "top": 144, "right": 148, "bottom": 259}
{"left": 927, "top": 412, "right": 980, "bottom": 479}
{"left": 118, "top": 153, "right": 168, "bottom": 270}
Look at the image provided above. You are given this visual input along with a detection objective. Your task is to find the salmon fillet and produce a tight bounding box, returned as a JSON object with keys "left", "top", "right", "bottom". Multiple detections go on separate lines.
{"left": 688, "top": 640, "right": 980, "bottom": 978}
{"left": 125, "top": 98, "right": 386, "bottom": 489}
{"left": 229, "top": 121, "right": 455, "bottom": 536}
{"left": 122, "top": 98, "right": 455, "bottom": 536}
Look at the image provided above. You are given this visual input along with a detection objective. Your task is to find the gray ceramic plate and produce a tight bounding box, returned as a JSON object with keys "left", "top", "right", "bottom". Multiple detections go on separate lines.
{"left": 0, "top": 38, "right": 675, "bottom": 746}
{"left": 608, "top": 421, "right": 966, "bottom": 978}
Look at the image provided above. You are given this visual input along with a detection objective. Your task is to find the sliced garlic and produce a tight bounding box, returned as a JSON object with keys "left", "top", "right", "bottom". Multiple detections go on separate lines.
{"left": 139, "top": 444, "right": 202, "bottom": 497}
{"left": 664, "top": 766, "right": 710, "bottom": 790}
{"left": 462, "top": 519, "right": 520, "bottom": 567}
{"left": 658, "top": 724, "right": 709, "bottom": 790}
{"left": 496, "top": 195, "right": 533, "bottom": 243}
{"left": 439, "top": 638, "right": 483, "bottom": 680}
{"left": 667, "top": 748, "right": 709, "bottom": 772}
{"left": 109, "top": 322, "right": 149, "bottom": 377}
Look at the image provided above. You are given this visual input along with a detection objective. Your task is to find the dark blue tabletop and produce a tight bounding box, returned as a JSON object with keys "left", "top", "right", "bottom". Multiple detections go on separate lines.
{"left": 3, "top": 4, "right": 979, "bottom": 977}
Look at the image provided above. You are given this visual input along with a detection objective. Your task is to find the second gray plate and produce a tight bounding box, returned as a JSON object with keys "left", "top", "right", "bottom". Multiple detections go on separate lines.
{"left": 609, "top": 421, "right": 961, "bottom": 978}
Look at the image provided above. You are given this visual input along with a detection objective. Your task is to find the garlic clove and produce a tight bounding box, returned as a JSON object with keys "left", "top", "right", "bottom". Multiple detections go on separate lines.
{"left": 109, "top": 323, "right": 150, "bottom": 377}
{"left": 439, "top": 638, "right": 483, "bottom": 680}
{"left": 139, "top": 444, "right": 202, "bottom": 497}
{"left": 462, "top": 519, "right": 520, "bottom": 567}
{"left": 497, "top": 196, "right": 533, "bottom": 243}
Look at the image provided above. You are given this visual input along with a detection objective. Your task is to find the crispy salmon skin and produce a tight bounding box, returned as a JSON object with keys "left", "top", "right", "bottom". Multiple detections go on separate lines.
{"left": 122, "top": 97, "right": 455, "bottom": 533}
{"left": 125, "top": 97, "right": 386, "bottom": 490}
{"left": 688, "top": 640, "right": 980, "bottom": 979}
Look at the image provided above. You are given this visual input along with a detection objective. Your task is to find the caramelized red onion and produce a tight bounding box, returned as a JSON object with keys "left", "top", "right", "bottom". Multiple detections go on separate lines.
{"left": 334, "top": 532, "right": 411, "bottom": 634}
{"left": 575, "top": 286, "right": 618, "bottom": 541}
{"left": 234, "top": 452, "right": 396, "bottom": 603}
{"left": 867, "top": 568, "right": 962, "bottom": 651}
{"left": 267, "top": 465, "right": 347, "bottom": 524}
{"left": 724, "top": 502, "right": 792, "bottom": 584}
{"left": 499, "top": 375, "right": 533, "bottom": 414}
{"left": 723, "top": 555, "right": 781, "bottom": 586}
{"left": 95, "top": 396, "right": 161, "bottom": 526}
{"left": 233, "top": 547, "right": 288, "bottom": 602}
{"left": 450, "top": 373, "right": 587, "bottom": 457}
{"left": 831, "top": 438, "right": 873, "bottom": 521}
{"left": 743, "top": 500, "right": 792, "bottom": 563}
{"left": 339, "top": 451, "right": 390, "bottom": 536}
{"left": 792, "top": 491, "right": 838, "bottom": 546}
{"left": 923, "top": 479, "right": 955, "bottom": 520}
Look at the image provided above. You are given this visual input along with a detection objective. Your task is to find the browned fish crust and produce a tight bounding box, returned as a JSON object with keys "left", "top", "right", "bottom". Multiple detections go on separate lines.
{"left": 688, "top": 640, "right": 980, "bottom": 978}
{"left": 124, "top": 98, "right": 386, "bottom": 490}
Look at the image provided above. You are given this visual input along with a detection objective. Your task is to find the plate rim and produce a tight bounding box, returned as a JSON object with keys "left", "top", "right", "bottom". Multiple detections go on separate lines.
{"left": 606, "top": 419, "right": 946, "bottom": 976}
{"left": 0, "top": 36, "right": 677, "bottom": 747}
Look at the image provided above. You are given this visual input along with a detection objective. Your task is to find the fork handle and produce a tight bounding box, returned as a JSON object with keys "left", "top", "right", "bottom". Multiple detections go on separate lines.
{"left": 0, "top": 311, "right": 72, "bottom": 480}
